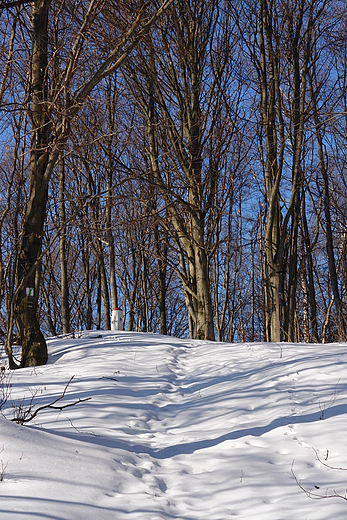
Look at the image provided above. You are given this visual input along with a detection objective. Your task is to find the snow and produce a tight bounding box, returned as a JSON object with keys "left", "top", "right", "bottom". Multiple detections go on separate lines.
{"left": 1, "top": 332, "right": 347, "bottom": 519}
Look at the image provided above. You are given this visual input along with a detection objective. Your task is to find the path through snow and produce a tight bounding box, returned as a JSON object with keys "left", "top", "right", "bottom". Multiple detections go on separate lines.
{"left": 0, "top": 332, "right": 347, "bottom": 519}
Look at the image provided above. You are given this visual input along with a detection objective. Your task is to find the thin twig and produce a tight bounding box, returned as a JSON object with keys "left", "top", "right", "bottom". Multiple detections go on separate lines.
{"left": 11, "top": 376, "right": 91, "bottom": 424}
{"left": 291, "top": 460, "right": 347, "bottom": 501}
{"left": 313, "top": 448, "right": 347, "bottom": 472}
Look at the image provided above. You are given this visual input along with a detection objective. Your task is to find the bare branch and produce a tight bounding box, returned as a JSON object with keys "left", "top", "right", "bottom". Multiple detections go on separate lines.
{"left": 292, "top": 460, "right": 347, "bottom": 501}
{"left": 313, "top": 448, "right": 347, "bottom": 472}
{"left": 0, "top": 0, "right": 37, "bottom": 8}
{"left": 11, "top": 376, "right": 91, "bottom": 425}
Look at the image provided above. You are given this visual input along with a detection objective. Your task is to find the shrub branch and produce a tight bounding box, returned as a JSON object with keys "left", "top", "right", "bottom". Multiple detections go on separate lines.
{"left": 11, "top": 376, "right": 91, "bottom": 425}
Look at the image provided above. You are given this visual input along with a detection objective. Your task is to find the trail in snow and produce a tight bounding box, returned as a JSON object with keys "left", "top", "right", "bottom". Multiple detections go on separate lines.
{"left": 0, "top": 333, "right": 347, "bottom": 519}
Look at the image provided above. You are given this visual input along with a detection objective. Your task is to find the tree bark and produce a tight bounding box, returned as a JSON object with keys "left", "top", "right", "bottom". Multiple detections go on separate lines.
{"left": 301, "top": 189, "right": 319, "bottom": 342}
{"left": 59, "top": 154, "right": 70, "bottom": 335}
{"left": 105, "top": 78, "right": 118, "bottom": 312}
{"left": 81, "top": 233, "right": 93, "bottom": 331}
{"left": 253, "top": 0, "right": 314, "bottom": 342}
{"left": 133, "top": 1, "right": 218, "bottom": 341}
{"left": 15, "top": 0, "right": 50, "bottom": 367}
{"left": 309, "top": 71, "right": 346, "bottom": 340}
{"left": 259, "top": 0, "right": 283, "bottom": 342}
{"left": 12, "top": 0, "right": 173, "bottom": 366}
{"left": 154, "top": 222, "right": 168, "bottom": 336}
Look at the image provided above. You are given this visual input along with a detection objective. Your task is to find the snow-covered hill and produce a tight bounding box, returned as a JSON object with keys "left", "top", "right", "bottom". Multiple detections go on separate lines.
{"left": 1, "top": 332, "right": 347, "bottom": 519}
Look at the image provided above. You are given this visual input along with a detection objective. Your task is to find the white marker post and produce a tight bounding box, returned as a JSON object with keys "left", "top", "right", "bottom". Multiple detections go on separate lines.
{"left": 111, "top": 308, "right": 123, "bottom": 331}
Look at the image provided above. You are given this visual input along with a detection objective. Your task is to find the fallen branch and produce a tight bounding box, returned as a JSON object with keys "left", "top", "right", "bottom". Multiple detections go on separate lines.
{"left": 11, "top": 376, "right": 91, "bottom": 425}
{"left": 291, "top": 459, "right": 347, "bottom": 501}
{"left": 313, "top": 448, "right": 347, "bottom": 472}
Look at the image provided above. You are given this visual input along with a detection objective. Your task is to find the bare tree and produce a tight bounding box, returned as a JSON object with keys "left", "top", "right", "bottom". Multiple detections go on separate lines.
{"left": 124, "top": 0, "right": 246, "bottom": 340}
{"left": 8, "top": 0, "right": 173, "bottom": 366}
{"left": 235, "top": 0, "right": 327, "bottom": 341}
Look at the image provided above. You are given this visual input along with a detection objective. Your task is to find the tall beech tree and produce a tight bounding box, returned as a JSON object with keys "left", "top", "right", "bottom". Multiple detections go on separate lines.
{"left": 126, "top": 0, "right": 241, "bottom": 340}
{"left": 236, "top": 0, "right": 327, "bottom": 341}
{"left": 10, "top": 0, "right": 173, "bottom": 367}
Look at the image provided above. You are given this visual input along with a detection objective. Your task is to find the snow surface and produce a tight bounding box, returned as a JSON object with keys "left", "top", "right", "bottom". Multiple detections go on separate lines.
{"left": 1, "top": 332, "right": 347, "bottom": 519}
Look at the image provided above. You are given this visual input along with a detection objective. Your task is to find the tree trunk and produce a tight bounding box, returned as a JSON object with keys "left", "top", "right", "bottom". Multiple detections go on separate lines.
{"left": 9, "top": 0, "right": 173, "bottom": 366}
{"left": 258, "top": 0, "right": 283, "bottom": 342}
{"left": 15, "top": 0, "right": 50, "bottom": 367}
{"left": 105, "top": 78, "right": 118, "bottom": 312}
{"left": 193, "top": 234, "right": 214, "bottom": 340}
{"left": 309, "top": 73, "right": 346, "bottom": 340}
{"left": 256, "top": 0, "right": 313, "bottom": 342}
{"left": 100, "top": 255, "right": 111, "bottom": 330}
{"left": 127, "top": 244, "right": 140, "bottom": 331}
{"left": 269, "top": 269, "right": 281, "bottom": 342}
{"left": 287, "top": 188, "right": 300, "bottom": 342}
{"left": 59, "top": 154, "right": 70, "bottom": 335}
{"left": 81, "top": 233, "right": 93, "bottom": 331}
{"left": 85, "top": 160, "right": 111, "bottom": 330}
{"left": 96, "top": 266, "right": 101, "bottom": 330}
{"left": 130, "top": 1, "right": 219, "bottom": 341}
{"left": 154, "top": 223, "right": 168, "bottom": 336}
{"left": 286, "top": 8, "right": 312, "bottom": 340}
{"left": 302, "top": 189, "right": 319, "bottom": 342}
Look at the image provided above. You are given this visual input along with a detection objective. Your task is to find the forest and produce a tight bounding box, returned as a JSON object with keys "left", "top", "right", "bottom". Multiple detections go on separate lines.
{"left": 0, "top": 0, "right": 346, "bottom": 367}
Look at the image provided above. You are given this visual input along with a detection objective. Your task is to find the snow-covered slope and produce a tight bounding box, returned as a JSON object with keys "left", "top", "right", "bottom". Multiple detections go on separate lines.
{"left": 1, "top": 332, "right": 347, "bottom": 519}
